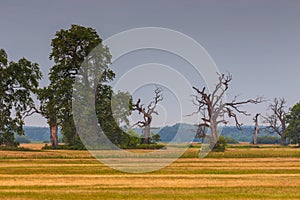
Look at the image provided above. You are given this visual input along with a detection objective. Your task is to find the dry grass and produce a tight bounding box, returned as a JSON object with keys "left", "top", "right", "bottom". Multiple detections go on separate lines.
{"left": 19, "top": 143, "right": 46, "bottom": 150}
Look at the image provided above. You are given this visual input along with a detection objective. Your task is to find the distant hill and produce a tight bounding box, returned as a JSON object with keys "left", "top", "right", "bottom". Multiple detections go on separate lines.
{"left": 22, "top": 126, "right": 61, "bottom": 142}
{"left": 157, "top": 123, "right": 278, "bottom": 143}
{"left": 21, "top": 124, "right": 278, "bottom": 143}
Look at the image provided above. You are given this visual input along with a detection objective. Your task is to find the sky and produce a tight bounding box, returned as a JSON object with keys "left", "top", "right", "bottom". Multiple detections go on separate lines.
{"left": 1, "top": 0, "right": 300, "bottom": 127}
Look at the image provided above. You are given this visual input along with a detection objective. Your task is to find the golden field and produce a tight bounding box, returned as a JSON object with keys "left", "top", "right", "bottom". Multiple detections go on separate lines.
{"left": 0, "top": 144, "right": 300, "bottom": 199}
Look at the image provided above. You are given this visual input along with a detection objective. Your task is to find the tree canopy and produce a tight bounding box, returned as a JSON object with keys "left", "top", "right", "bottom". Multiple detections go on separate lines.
{"left": 43, "top": 24, "right": 113, "bottom": 148}
{"left": 0, "top": 49, "right": 42, "bottom": 146}
{"left": 286, "top": 102, "right": 300, "bottom": 145}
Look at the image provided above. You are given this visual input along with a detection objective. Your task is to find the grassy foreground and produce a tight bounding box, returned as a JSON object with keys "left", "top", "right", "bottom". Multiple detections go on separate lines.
{"left": 0, "top": 144, "right": 300, "bottom": 199}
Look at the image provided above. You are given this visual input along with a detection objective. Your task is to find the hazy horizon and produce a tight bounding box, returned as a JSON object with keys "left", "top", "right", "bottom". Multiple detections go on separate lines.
{"left": 1, "top": 0, "right": 299, "bottom": 127}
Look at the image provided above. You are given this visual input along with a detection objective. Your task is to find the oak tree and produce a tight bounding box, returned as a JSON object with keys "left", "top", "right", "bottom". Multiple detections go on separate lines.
{"left": 0, "top": 49, "right": 42, "bottom": 146}
{"left": 286, "top": 102, "right": 300, "bottom": 146}
{"left": 46, "top": 24, "right": 112, "bottom": 148}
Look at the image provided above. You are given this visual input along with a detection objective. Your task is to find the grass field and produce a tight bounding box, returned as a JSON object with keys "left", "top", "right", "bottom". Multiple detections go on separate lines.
{"left": 0, "top": 144, "right": 300, "bottom": 199}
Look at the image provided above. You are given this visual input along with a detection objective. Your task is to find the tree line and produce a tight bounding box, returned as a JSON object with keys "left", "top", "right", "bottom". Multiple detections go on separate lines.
{"left": 1, "top": 24, "right": 300, "bottom": 149}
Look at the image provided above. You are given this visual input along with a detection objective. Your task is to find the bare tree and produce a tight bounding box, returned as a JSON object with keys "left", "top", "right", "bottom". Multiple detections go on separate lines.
{"left": 263, "top": 97, "right": 288, "bottom": 145}
{"left": 253, "top": 113, "right": 261, "bottom": 145}
{"left": 191, "top": 73, "right": 263, "bottom": 148}
{"left": 132, "top": 87, "right": 163, "bottom": 144}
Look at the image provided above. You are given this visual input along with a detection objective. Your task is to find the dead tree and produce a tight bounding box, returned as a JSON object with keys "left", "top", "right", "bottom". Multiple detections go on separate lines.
{"left": 253, "top": 113, "right": 261, "bottom": 145}
{"left": 191, "top": 73, "right": 263, "bottom": 147}
{"left": 132, "top": 87, "right": 163, "bottom": 144}
{"left": 263, "top": 98, "right": 288, "bottom": 145}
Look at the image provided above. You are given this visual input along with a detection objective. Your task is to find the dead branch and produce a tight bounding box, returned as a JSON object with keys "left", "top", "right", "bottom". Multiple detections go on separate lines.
{"left": 191, "top": 73, "right": 264, "bottom": 142}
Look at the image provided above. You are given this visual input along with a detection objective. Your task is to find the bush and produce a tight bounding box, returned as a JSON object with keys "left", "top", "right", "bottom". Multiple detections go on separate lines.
{"left": 122, "top": 144, "right": 165, "bottom": 149}
{"left": 121, "top": 129, "right": 140, "bottom": 148}
{"left": 150, "top": 133, "right": 161, "bottom": 144}
{"left": 42, "top": 144, "right": 86, "bottom": 150}
{"left": 212, "top": 136, "right": 227, "bottom": 152}
{"left": 224, "top": 136, "right": 239, "bottom": 144}
{"left": 0, "top": 146, "right": 32, "bottom": 151}
{"left": 0, "top": 132, "right": 19, "bottom": 147}
{"left": 256, "top": 136, "right": 280, "bottom": 144}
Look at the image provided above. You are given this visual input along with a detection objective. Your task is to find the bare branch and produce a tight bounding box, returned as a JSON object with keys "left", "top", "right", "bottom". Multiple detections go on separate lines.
{"left": 22, "top": 106, "right": 41, "bottom": 119}
{"left": 132, "top": 86, "right": 163, "bottom": 144}
{"left": 262, "top": 97, "right": 287, "bottom": 142}
{"left": 191, "top": 73, "right": 264, "bottom": 144}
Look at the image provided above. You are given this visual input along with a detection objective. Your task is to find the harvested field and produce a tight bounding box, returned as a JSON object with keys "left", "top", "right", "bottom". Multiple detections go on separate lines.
{"left": 0, "top": 146, "right": 300, "bottom": 199}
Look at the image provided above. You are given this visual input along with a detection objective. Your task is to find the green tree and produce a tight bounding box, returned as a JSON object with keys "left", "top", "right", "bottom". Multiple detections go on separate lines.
{"left": 286, "top": 102, "right": 300, "bottom": 146}
{"left": 0, "top": 49, "right": 42, "bottom": 146}
{"left": 47, "top": 24, "right": 114, "bottom": 148}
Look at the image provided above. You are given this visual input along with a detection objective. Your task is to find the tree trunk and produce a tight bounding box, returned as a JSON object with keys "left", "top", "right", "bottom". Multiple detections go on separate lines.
{"left": 210, "top": 122, "right": 219, "bottom": 147}
{"left": 253, "top": 122, "right": 259, "bottom": 145}
{"left": 280, "top": 136, "right": 287, "bottom": 146}
{"left": 50, "top": 124, "right": 58, "bottom": 148}
{"left": 144, "top": 125, "right": 150, "bottom": 144}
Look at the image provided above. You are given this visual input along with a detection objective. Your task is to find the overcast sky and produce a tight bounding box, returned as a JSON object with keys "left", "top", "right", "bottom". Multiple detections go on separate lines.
{"left": 1, "top": 0, "right": 300, "bottom": 127}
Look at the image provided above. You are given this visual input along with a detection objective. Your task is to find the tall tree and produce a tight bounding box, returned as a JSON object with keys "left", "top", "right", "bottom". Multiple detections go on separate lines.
{"left": 132, "top": 87, "right": 163, "bottom": 144}
{"left": 286, "top": 102, "right": 300, "bottom": 146}
{"left": 47, "top": 24, "right": 113, "bottom": 148}
{"left": 253, "top": 113, "right": 260, "bottom": 145}
{"left": 263, "top": 98, "right": 288, "bottom": 145}
{"left": 0, "top": 49, "right": 42, "bottom": 146}
{"left": 191, "top": 73, "right": 263, "bottom": 148}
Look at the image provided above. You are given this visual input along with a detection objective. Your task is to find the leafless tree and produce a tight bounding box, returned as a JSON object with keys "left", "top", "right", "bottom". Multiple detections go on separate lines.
{"left": 191, "top": 73, "right": 263, "bottom": 147}
{"left": 132, "top": 87, "right": 163, "bottom": 144}
{"left": 253, "top": 113, "right": 261, "bottom": 145}
{"left": 263, "top": 97, "right": 288, "bottom": 145}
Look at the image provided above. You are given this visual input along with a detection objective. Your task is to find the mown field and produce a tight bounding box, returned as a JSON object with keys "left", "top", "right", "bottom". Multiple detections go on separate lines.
{"left": 0, "top": 144, "right": 300, "bottom": 200}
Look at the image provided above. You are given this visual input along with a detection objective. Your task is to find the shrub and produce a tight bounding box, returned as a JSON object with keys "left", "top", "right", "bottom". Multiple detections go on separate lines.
{"left": 0, "top": 146, "right": 32, "bottom": 151}
{"left": 224, "top": 136, "right": 239, "bottom": 144}
{"left": 122, "top": 144, "right": 165, "bottom": 149}
{"left": 42, "top": 144, "right": 86, "bottom": 150}
{"left": 212, "top": 136, "right": 227, "bottom": 152}
{"left": 121, "top": 129, "right": 141, "bottom": 148}
{"left": 150, "top": 133, "right": 161, "bottom": 144}
{"left": 256, "top": 136, "right": 280, "bottom": 144}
